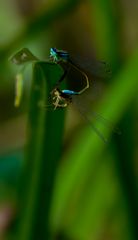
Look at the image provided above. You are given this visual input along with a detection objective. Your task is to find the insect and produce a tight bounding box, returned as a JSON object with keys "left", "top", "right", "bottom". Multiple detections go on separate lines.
{"left": 50, "top": 88, "right": 72, "bottom": 109}
{"left": 49, "top": 47, "right": 111, "bottom": 87}
{"left": 49, "top": 48, "right": 118, "bottom": 142}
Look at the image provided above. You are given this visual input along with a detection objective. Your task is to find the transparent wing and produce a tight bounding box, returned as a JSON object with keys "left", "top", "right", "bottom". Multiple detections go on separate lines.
{"left": 69, "top": 55, "right": 111, "bottom": 79}
{"left": 72, "top": 96, "right": 108, "bottom": 143}
{"left": 72, "top": 94, "right": 120, "bottom": 142}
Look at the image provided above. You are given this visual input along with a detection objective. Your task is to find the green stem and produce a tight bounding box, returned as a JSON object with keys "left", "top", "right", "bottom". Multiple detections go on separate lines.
{"left": 17, "top": 62, "right": 65, "bottom": 240}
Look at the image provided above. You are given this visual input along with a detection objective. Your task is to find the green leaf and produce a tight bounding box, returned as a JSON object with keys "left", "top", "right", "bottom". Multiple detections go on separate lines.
{"left": 16, "top": 61, "right": 65, "bottom": 240}
{"left": 10, "top": 48, "right": 39, "bottom": 107}
{"left": 10, "top": 48, "right": 38, "bottom": 65}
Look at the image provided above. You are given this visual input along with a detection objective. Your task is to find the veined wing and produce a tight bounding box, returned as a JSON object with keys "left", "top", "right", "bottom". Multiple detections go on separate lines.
{"left": 69, "top": 55, "right": 111, "bottom": 79}
{"left": 72, "top": 95, "right": 120, "bottom": 142}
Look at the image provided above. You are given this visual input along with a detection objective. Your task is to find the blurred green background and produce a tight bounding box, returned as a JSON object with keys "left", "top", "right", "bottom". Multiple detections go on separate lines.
{"left": 0, "top": 0, "right": 137, "bottom": 240}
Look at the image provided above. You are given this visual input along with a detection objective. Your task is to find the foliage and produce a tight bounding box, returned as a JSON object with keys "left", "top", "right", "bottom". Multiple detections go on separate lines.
{"left": 0, "top": 1, "right": 137, "bottom": 240}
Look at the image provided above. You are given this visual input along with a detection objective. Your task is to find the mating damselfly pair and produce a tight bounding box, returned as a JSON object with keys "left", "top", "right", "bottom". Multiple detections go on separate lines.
{"left": 49, "top": 48, "right": 119, "bottom": 142}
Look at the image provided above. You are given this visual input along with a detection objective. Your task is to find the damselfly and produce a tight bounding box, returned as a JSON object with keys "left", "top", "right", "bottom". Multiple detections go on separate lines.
{"left": 49, "top": 48, "right": 111, "bottom": 91}
{"left": 49, "top": 48, "right": 119, "bottom": 142}
{"left": 50, "top": 86, "right": 121, "bottom": 143}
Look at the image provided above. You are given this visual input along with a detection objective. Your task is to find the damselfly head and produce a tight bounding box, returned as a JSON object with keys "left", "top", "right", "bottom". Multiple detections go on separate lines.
{"left": 50, "top": 48, "right": 69, "bottom": 63}
{"left": 50, "top": 48, "right": 59, "bottom": 63}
